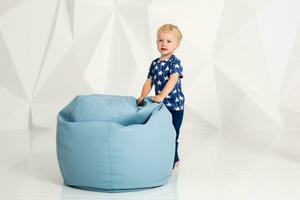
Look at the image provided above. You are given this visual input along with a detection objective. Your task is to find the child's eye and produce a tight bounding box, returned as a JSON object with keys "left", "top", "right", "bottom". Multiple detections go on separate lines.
{"left": 167, "top": 40, "right": 171, "bottom": 43}
{"left": 159, "top": 39, "right": 163, "bottom": 42}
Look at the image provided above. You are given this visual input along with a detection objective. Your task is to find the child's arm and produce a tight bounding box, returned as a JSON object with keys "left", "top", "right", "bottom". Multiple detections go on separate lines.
{"left": 152, "top": 73, "right": 179, "bottom": 103}
{"left": 137, "top": 79, "right": 153, "bottom": 104}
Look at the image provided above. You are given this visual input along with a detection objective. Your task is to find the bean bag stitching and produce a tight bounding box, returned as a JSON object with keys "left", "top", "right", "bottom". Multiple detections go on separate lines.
{"left": 107, "top": 125, "right": 113, "bottom": 189}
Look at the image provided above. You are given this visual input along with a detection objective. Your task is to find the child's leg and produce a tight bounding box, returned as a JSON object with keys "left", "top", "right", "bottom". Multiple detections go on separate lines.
{"left": 170, "top": 110, "right": 184, "bottom": 168}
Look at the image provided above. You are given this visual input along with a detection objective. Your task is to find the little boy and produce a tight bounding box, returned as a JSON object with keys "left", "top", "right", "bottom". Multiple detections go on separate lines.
{"left": 137, "top": 24, "right": 185, "bottom": 168}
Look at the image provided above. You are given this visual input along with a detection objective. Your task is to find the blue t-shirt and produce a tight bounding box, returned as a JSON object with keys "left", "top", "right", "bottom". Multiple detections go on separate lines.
{"left": 147, "top": 54, "right": 185, "bottom": 111}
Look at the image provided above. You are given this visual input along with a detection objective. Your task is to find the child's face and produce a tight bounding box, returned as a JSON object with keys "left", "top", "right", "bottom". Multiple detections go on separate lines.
{"left": 156, "top": 31, "right": 179, "bottom": 58}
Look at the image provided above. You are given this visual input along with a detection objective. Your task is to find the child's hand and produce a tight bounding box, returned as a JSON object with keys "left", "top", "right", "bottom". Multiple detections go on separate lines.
{"left": 136, "top": 96, "right": 145, "bottom": 106}
{"left": 152, "top": 95, "right": 164, "bottom": 103}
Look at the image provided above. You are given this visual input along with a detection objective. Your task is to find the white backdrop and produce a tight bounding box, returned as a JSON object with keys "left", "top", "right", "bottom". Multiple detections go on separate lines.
{"left": 0, "top": 0, "right": 300, "bottom": 131}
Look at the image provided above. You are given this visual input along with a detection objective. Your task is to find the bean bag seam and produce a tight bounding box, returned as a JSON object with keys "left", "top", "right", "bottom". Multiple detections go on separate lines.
{"left": 107, "top": 125, "right": 113, "bottom": 189}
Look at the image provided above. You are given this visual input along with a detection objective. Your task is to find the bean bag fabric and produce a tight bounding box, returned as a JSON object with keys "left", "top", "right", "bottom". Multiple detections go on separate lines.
{"left": 56, "top": 94, "right": 176, "bottom": 192}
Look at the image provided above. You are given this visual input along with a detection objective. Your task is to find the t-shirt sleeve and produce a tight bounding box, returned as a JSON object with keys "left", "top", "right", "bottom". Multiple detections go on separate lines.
{"left": 169, "top": 59, "right": 183, "bottom": 78}
{"left": 147, "top": 61, "right": 155, "bottom": 80}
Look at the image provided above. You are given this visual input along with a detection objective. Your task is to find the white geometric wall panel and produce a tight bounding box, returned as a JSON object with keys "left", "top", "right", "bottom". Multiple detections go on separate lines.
{"left": 0, "top": 0, "right": 300, "bottom": 130}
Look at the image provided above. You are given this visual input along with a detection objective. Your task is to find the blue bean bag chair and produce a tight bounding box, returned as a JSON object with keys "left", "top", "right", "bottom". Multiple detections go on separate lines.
{"left": 56, "top": 94, "right": 176, "bottom": 192}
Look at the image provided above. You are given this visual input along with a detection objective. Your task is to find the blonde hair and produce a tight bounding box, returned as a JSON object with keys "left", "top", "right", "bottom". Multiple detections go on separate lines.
{"left": 157, "top": 24, "right": 182, "bottom": 43}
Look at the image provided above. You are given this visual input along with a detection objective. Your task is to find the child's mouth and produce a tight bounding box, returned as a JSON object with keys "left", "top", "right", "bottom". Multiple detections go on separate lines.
{"left": 161, "top": 48, "right": 168, "bottom": 51}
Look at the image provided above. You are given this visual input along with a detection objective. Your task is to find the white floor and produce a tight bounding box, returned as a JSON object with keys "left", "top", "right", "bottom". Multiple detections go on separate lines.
{"left": 1, "top": 127, "right": 300, "bottom": 200}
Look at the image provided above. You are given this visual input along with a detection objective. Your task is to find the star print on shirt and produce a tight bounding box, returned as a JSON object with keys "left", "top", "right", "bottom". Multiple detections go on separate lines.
{"left": 146, "top": 54, "right": 185, "bottom": 111}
